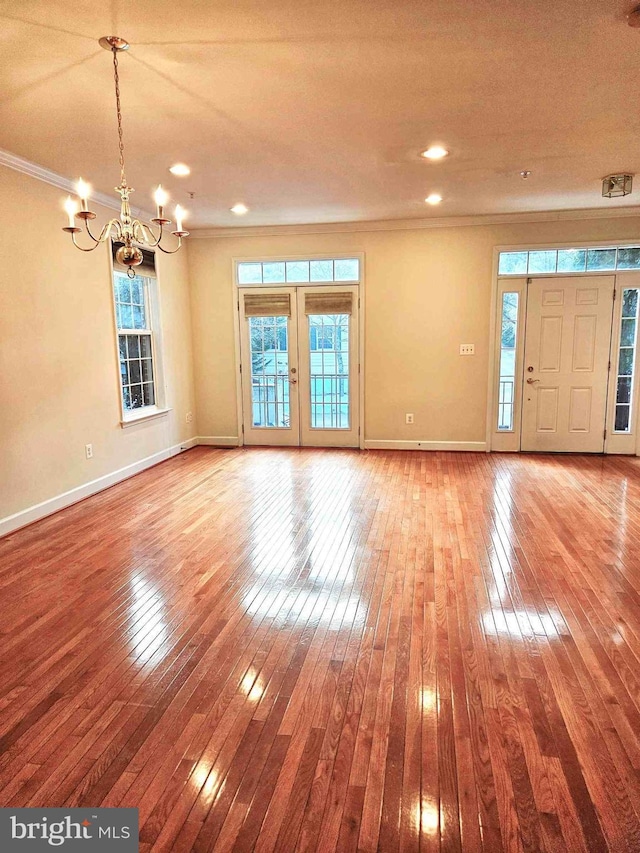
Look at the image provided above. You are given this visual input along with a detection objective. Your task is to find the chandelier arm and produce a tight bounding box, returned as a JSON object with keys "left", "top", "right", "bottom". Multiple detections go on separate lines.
{"left": 155, "top": 236, "right": 183, "bottom": 255}
{"left": 83, "top": 218, "right": 108, "bottom": 244}
{"left": 132, "top": 220, "right": 155, "bottom": 246}
{"left": 71, "top": 231, "right": 105, "bottom": 252}
{"left": 138, "top": 221, "right": 164, "bottom": 248}
{"left": 99, "top": 220, "right": 121, "bottom": 241}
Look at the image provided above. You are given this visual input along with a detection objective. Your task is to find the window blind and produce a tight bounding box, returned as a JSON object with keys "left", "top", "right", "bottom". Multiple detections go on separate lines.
{"left": 304, "top": 292, "right": 353, "bottom": 315}
{"left": 243, "top": 292, "right": 292, "bottom": 317}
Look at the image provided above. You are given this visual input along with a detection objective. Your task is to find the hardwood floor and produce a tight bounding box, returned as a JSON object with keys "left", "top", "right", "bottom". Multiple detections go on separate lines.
{"left": 2, "top": 447, "right": 640, "bottom": 852}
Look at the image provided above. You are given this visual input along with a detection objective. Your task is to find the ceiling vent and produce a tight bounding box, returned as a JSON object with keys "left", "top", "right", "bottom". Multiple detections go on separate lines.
{"left": 602, "top": 174, "right": 633, "bottom": 198}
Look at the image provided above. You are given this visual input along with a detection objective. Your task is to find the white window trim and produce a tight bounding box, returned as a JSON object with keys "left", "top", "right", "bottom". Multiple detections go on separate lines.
{"left": 121, "top": 406, "right": 171, "bottom": 428}
{"left": 109, "top": 244, "right": 169, "bottom": 428}
{"left": 231, "top": 252, "right": 366, "bottom": 449}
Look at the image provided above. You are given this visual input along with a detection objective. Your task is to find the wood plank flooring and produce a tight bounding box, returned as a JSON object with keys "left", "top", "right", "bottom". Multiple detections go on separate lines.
{"left": 2, "top": 447, "right": 640, "bottom": 852}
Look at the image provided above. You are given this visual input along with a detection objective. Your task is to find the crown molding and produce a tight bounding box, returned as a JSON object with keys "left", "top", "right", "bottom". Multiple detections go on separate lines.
{"left": 3, "top": 146, "right": 640, "bottom": 239}
{"left": 0, "top": 147, "right": 154, "bottom": 222}
{"left": 189, "top": 205, "right": 640, "bottom": 239}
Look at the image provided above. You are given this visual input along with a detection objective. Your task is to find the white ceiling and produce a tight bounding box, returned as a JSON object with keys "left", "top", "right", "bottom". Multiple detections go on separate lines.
{"left": 2, "top": 0, "right": 640, "bottom": 229}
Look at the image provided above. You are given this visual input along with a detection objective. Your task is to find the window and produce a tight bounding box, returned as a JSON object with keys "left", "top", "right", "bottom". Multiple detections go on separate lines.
{"left": 111, "top": 241, "right": 162, "bottom": 421}
{"left": 114, "top": 269, "right": 157, "bottom": 413}
{"left": 614, "top": 289, "right": 639, "bottom": 433}
{"left": 498, "top": 245, "right": 640, "bottom": 276}
{"left": 310, "top": 325, "right": 335, "bottom": 350}
{"left": 497, "top": 292, "right": 519, "bottom": 431}
{"left": 237, "top": 257, "right": 360, "bottom": 285}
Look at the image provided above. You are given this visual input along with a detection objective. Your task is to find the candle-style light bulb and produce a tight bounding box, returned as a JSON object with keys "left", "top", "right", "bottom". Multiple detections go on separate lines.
{"left": 154, "top": 185, "right": 169, "bottom": 216}
{"left": 174, "top": 204, "right": 185, "bottom": 232}
{"left": 154, "top": 185, "right": 168, "bottom": 207}
{"left": 64, "top": 195, "right": 78, "bottom": 227}
{"left": 76, "top": 178, "right": 90, "bottom": 212}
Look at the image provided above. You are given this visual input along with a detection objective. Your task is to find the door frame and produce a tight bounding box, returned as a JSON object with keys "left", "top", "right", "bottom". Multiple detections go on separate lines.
{"left": 232, "top": 253, "right": 366, "bottom": 450}
{"left": 487, "top": 241, "right": 640, "bottom": 455}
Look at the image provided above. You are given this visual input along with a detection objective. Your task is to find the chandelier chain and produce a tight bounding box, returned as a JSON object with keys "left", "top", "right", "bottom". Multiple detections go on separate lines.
{"left": 112, "top": 47, "right": 127, "bottom": 188}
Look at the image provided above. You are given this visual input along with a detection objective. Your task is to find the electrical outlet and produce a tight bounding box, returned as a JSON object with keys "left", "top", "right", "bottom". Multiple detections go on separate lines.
{"left": 85, "top": 444, "right": 93, "bottom": 459}
{"left": 186, "top": 411, "right": 193, "bottom": 424}
{"left": 459, "top": 344, "right": 475, "bottom": 356}
{"left": 405, "top": 413, "right": 414, "bottom": 424}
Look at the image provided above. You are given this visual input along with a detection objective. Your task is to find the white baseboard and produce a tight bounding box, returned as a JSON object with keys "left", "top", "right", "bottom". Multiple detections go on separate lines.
{"left": 364, "top": 439, "right": 487, "bottom": 452}
{"left": 1, "top": 435, "right": 486, "bottom": 538}
{"left": 0, "top": 438, "right": 197, "bottom": 539}
{"left": 179, "top": 437, "right": 199, "bottom": 451}
{"left": 197, "top": 435, "right": 240, "bottom": 447}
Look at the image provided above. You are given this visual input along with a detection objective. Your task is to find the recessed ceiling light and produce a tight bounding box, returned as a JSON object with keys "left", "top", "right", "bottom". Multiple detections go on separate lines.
{"left": 230, "top": 203, "right": 249, "bottom": 215}
{"left": 421, "top": 145, "right": 449, "bottom": 161}
{"left": 169, "top": 163, "right": 190, "bottom": 176}
{"left": 425, "top": 193, "right": 443, "bottom": 205}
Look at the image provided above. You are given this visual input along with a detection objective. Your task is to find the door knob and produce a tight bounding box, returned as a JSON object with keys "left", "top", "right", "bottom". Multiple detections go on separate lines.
{"left": 289, "top": 378, "right": 298, "bottom": 385}
{"left": 526, "top": 377, "right": 539, "bottom": 385}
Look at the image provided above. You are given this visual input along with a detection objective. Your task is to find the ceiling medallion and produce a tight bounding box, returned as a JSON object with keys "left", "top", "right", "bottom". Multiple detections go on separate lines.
{"left": 62, "top": 36, "right": 188, "bottom": 277}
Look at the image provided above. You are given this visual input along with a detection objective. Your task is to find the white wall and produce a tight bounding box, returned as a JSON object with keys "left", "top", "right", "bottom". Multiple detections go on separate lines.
{"left": 0, "top": 166, "right": 197, "bottom": 528}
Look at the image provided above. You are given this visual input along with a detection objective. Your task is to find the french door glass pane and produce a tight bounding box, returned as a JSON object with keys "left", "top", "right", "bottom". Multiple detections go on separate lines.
{"left": 249, "top": 316, "right": 290, "bottom": 428}
{"left": 308, "top": 314, "right": 349, "bottom": 429}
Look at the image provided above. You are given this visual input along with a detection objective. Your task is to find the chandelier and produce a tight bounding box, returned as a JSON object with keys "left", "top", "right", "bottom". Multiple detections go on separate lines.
{"left": 62, "top": 36, "right": 189, "bottom": 277}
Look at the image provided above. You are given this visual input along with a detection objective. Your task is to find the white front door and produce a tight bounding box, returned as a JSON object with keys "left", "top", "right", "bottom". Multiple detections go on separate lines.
{"left": 239, "top": 286, "right": 360, "bottom": 447}
{"left": 521, "top": 275, "right": 615, "bottom": 453}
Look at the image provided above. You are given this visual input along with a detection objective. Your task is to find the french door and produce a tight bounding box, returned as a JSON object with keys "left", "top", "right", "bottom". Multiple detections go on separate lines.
{"left": 521, "top": 275, "right": 615, "bottom": 452}
{"left": 239, "top": 285, "right": 360, "bottom": 447}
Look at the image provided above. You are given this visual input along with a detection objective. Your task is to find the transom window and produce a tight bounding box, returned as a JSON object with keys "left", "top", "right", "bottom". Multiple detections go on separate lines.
{"left": 113, "top": 270, "right": 156, "bottom": 412}
{"left": 237, "top": 257, "right": 360, "bottom": 285}
{"left": 499, "top": 245, "right": 640, "bottom": 276}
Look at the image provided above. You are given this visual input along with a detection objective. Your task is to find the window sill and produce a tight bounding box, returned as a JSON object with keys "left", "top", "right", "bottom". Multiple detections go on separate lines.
{"left": 120, "top": 407, "right": 171, "bottom": 429}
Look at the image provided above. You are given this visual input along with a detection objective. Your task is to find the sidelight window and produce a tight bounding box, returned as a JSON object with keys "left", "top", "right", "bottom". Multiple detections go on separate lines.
{"left": 614, "top": 289, "right": 639, "bottom": 433}
{"left": 497, "top": 292, "right": 519, "bottom": 431}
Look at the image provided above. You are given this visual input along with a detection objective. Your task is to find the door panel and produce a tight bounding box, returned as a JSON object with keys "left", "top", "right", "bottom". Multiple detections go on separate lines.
{"left": 297, "top": 285, "right": 359, "bottom": 447}
{"left": 521, "top": 276, "right": 614, "bottom": 452}
{"left": 239, "top": 288, "right": 300, "bottom": 446}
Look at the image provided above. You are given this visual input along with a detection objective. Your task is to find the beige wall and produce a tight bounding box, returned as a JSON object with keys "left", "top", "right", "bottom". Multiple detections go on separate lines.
{"left": 0, "top": 166, "right": 196, "bottom": 521}
{"left": 188, "top": 217, "right": 640, "bottom": 445}
{"left": 3, "top": 161, "right": 640, "bottom": 525}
